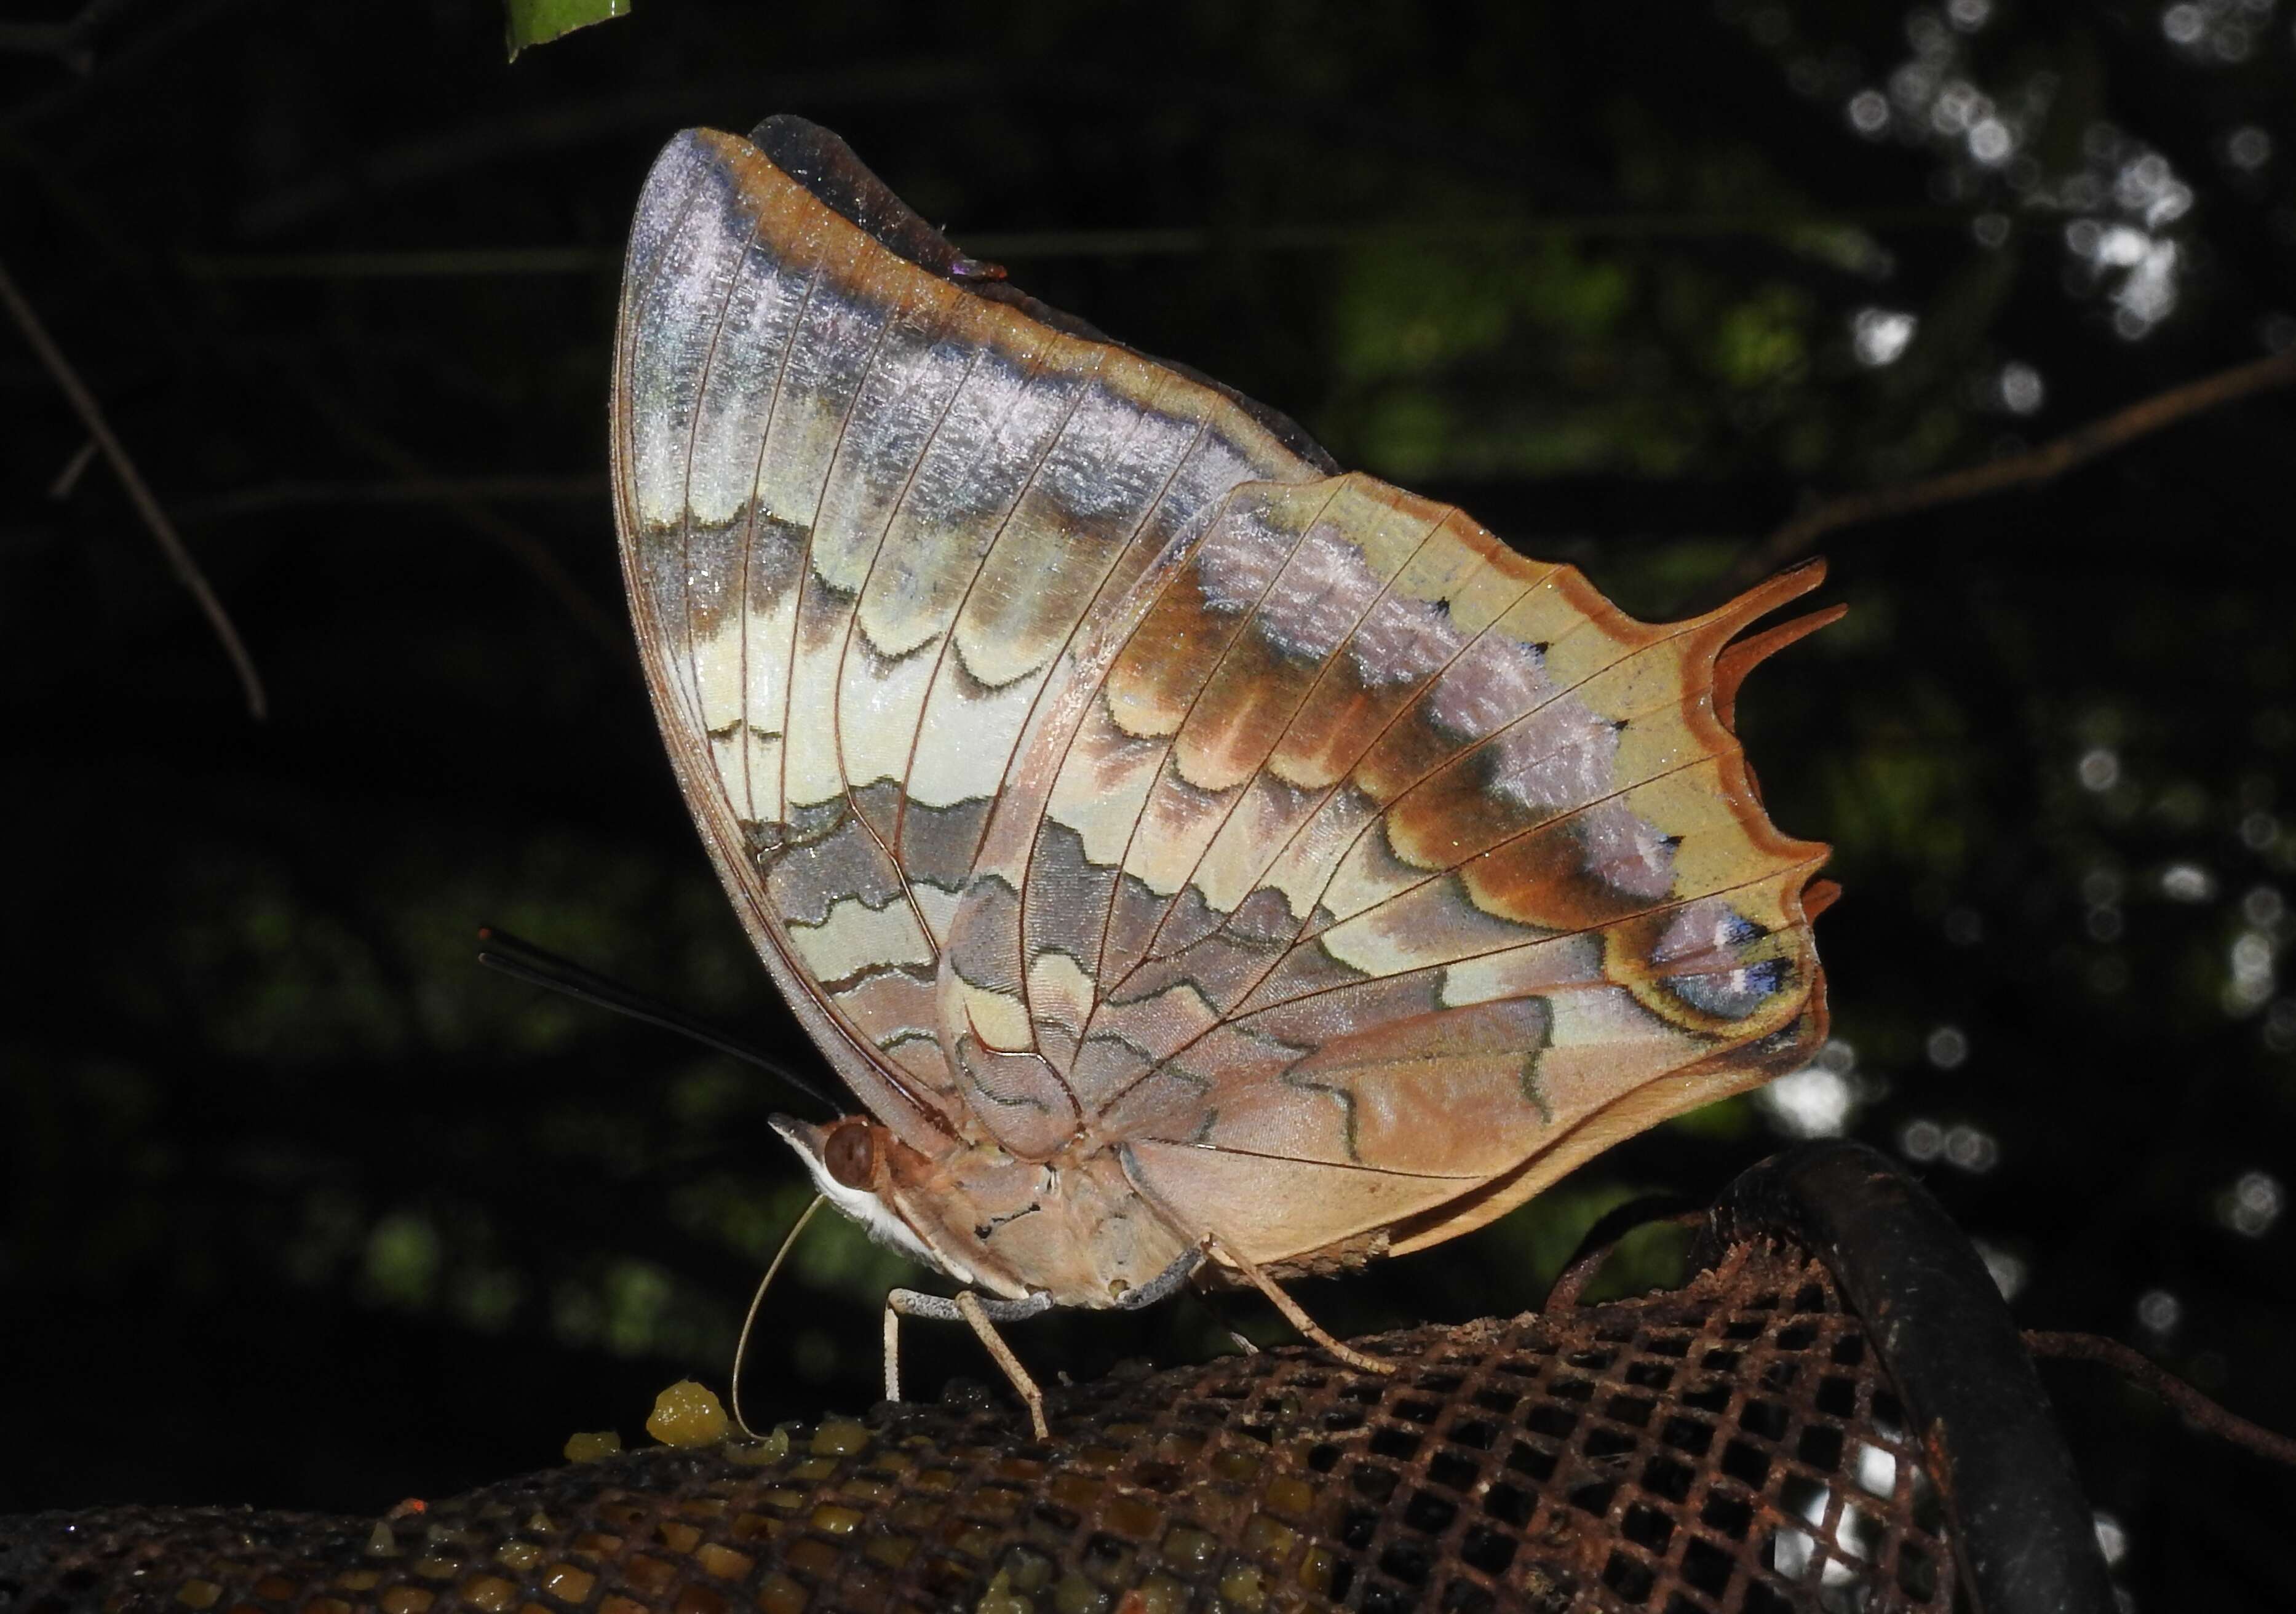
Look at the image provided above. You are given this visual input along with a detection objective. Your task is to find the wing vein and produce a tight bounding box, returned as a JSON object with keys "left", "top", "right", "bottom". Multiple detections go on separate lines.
{"left": 763, "top": 261, "right": 956, "bottom": 1131}
{"left": 886, "top": 341, "right": 1105, "bottom": 907}
{"left": 1006, "top": 395, "right": 1215, "bottom": 1050}
{"left": 734, "top": 255, "right": 828, "bottom": 823}
{"left": 776, "top": 264, "right": 921, "bottom": 852}
{"left": 823, "top": 316, "right": 1003, "bottom": 973}
{"left": 1132, "top": 1140, "right": 1487, "bottom": 1182}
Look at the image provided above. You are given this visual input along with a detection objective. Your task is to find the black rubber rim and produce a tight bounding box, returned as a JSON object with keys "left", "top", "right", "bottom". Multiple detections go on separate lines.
{"left": 1694, "top": 1139, "right": 2117, "bottom": 1614}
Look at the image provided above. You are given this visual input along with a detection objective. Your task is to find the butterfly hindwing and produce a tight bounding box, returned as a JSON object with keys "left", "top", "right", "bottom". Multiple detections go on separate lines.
{"left": 986, "top": 477, "right": 1830, "bottom": 1265}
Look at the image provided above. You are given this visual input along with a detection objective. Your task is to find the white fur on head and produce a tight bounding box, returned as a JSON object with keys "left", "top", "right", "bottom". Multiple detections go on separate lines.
{"left": 769, "top": 1116, "right": 974, "bottom": 1284}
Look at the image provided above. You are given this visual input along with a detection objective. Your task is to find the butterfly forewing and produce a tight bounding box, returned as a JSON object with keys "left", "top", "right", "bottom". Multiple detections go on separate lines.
{"left": 613, "top": 127, "right": 1326, "bottom": 1154}
{"left": 613, "top": 120, "right": 1832, "bottom": 1286}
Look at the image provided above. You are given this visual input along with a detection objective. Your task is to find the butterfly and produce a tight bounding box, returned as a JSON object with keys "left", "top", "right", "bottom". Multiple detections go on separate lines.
{"left": 611, "top": 115, "right": 1838, "bottom": 1434}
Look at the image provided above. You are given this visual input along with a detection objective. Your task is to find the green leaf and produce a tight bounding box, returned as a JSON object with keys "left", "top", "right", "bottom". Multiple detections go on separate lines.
{"left": 503, "top": 0, "right": 630, "bottom": 61}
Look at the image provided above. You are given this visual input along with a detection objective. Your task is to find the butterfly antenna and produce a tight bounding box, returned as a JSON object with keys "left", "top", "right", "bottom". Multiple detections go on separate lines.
{"left": 475, "top": 926, "right": 840, "bottom": 1112}
{"left": 731, "top": 1193, "right": 825, "bottom": 1437}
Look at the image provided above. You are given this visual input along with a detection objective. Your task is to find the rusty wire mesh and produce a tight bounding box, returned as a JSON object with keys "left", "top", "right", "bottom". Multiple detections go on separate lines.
{"left": 1, "top": 1241, "right": 1955, "bottom": 1614}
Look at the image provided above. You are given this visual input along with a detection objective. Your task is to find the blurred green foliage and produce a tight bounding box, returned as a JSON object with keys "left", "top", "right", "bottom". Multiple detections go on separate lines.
{"left": 4, "top": 1, "right": 2294, "bottom": 1605}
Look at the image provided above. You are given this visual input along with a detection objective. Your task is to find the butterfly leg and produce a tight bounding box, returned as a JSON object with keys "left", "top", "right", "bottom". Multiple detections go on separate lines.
{"left": 883, "top": 1287, "right": 1053, "bottom": 1439}
{"left": 1204, "top": 1233, "right": 1392, "bottom": 1377}
{"left": 881, "top": 1298, "right": 904, "bottom": 1405}
{"left": 953, "top": 1290, "right": 1048, "bottom": 1441}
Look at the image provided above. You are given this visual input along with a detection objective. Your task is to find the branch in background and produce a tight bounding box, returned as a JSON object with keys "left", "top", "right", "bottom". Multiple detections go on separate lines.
{"left": 2027, "top": 1330, "right": 2296, "bottom": 1468}
{"left": 0, "top": 0, "right": 138, "bottom": 71}
{"left": 2, "top": 135, "right": 624, "bottom": 658}
{"left": 1738, "top": 344, "right": 2296, "bottom": 582}
{"left": 0, "top": 253, "right": 268, "bottom": 720}
{"left": 47, "top": 437, "right": 98, "bottom": 499}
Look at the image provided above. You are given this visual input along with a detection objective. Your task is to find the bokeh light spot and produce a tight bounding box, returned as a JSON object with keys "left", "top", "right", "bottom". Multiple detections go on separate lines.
{"left": 1925, "top": 1025, "right": 1970, "bottom": 1068}
{"left": 1999, "top": 361, "right": 2044, "bottom": 413}
{"left": 2216, "top": 1169, "right": 2284, "bottom": 1236}
{"left": 2136, "top": 1289, "right": 2182, "bottom": 1335}
{"left": 1851, "top": 306, "right": 1918, "bottom": 365}
{"left": 2161, "top": 862, "right": 2215, "bottom": 902}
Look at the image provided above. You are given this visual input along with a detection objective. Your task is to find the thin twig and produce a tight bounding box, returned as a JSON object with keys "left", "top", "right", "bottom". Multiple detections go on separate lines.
{"left": 2026, "top": 1329, "right": 2296, "bottom": 1468}
{"left": 47, "top": 437, "right": 97, "bottom": 499}
{"left": 0, "top": 252, "right": 267, "bottom": 719}
{"left": 1738, "top": 344, "right": 2296, "bottom": 582}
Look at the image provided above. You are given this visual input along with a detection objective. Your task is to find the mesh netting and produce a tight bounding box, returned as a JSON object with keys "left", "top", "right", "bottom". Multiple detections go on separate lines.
{"left": 0, "top": 1244, "right": 1954, "bottom": 1614}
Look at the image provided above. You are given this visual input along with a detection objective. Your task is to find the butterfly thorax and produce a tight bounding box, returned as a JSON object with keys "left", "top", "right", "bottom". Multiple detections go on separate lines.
{"left": 774, "top": 1115, "right": 1192, "bottom": 1310}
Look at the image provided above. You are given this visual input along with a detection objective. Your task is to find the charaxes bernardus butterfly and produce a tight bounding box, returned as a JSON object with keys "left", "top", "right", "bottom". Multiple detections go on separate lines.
{"left": 610, "top": 116, "right": 1839, "bottom": 1434}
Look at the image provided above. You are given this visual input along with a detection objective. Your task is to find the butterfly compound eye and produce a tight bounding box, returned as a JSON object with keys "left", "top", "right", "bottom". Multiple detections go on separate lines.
{"left": 823, "top": 1121, "right": 878, "bottom": 1190}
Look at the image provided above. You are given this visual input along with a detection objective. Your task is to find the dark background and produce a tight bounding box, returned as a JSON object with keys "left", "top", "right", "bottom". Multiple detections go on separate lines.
{"left": 5, "top": 1, "right": 2294, "bottom": 1604}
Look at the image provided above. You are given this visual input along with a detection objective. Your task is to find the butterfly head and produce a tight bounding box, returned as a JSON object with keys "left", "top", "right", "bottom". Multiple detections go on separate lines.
{"left": 768, "top": 1114, "right": 951, "bottom": 1273}
{"left": 769, "top": 1114, "right": 1198, "bottom": 1308}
